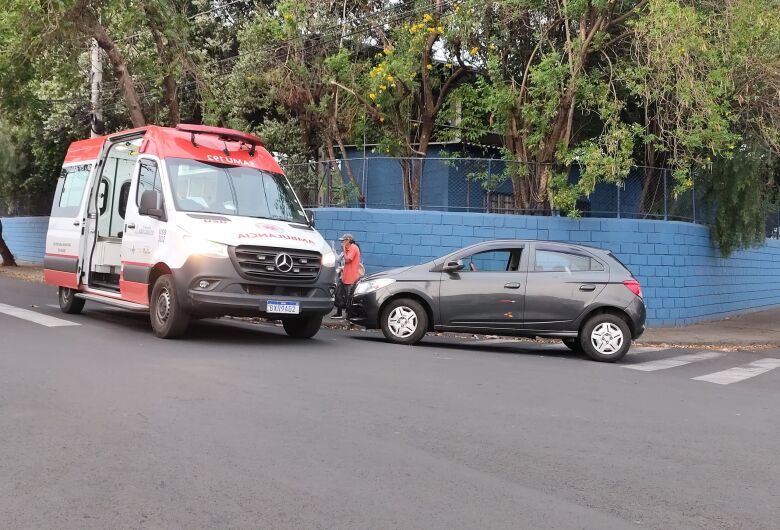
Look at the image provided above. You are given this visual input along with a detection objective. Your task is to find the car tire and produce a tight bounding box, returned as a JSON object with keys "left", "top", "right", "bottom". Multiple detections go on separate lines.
{"left": 150, "top": 274, "right": 189, "bottom": 339}
{"left": 380, "top": 298, "right": 428, "bottom": 345}
{"left": 282, "top": 315, "right": 323, "bottom": 339}
{"left": 59, "top": 287, "right": 85, "bottom": 314}
{"left": 562, "top": 338, "right": 584, "bottom": 354}
{"left": 580, "top": 313, "right": 631, "bottom": 362}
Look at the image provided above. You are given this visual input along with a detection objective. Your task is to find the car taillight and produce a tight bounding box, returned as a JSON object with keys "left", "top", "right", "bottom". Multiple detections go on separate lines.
{"left": 623, "top": 279, "right": 642, "bottom": 298}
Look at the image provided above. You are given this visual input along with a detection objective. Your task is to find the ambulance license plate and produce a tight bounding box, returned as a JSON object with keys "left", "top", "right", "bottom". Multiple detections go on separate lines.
{"left": 266, "top": 301, "right": 300, "bottom": 314}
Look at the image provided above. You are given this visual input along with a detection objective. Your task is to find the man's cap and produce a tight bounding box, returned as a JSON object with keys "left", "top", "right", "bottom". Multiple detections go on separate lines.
{"left": 339, "top": 233, "right": 355, "bottom": 242}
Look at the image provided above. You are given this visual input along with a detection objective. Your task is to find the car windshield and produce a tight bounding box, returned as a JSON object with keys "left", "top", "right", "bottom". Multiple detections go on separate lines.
{"left": 165, "top": 158, "right": 307, "bottom": 224}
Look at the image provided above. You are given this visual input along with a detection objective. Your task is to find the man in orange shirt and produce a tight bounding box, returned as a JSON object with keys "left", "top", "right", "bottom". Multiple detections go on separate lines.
{"left": 333, "top": 233, "right": 362, "bottom": 319}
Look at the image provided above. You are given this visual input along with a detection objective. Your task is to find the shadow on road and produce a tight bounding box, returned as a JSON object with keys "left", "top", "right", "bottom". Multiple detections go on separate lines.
{"left": 347, "top": 334, "right": 588, "bottom": 360}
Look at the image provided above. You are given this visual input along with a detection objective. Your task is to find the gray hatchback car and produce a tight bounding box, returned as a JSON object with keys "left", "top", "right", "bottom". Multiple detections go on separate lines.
{"left": 347, "top": 240, "right": 646, "bottom": 362}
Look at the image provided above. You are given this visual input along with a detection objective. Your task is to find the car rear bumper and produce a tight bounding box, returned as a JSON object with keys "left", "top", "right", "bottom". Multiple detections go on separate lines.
{"left": 626, "top": 296, "right": 647, "bottom": 338}
{"left": 172, "top": 255, "right": 336, "bottom": 318}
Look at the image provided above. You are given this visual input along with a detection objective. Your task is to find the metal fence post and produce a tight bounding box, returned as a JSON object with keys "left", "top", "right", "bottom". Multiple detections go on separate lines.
{"left": 616, "top": 184, "right": 621, "bottom": 219}
{"left": 692, "top": 180, "right": 696, "bottom": 223}
{"left": 663, "top": 169, "right": 668, "bottom": 221}
{"left": 486, "top": 158, "right": 493, "bottom": 214}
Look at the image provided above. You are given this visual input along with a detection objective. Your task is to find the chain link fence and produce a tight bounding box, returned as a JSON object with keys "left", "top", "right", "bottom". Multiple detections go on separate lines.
{"left": 0, "top": 193, "right": 54, "bottom": 217}
{"left": 2, "top": 156, "right": 778, "bottom": 240}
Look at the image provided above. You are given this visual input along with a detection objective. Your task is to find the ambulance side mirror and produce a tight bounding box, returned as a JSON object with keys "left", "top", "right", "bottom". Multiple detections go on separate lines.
{"left": 305, "top": 209, "right": 315, "bottom": 228}
{"left": 139, "top": 189, "right": 166, "bottom": 221}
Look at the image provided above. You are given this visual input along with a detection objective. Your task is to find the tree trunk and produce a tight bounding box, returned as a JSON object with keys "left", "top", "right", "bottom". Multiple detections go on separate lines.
{"left": 0, "top": 220, "right": 17, "bottom": 267}
{"left": 149, "top": 26, "right": 180, "bottom": 125}
{"left": 90, "top": 22, "right": 146, "bottom": 127}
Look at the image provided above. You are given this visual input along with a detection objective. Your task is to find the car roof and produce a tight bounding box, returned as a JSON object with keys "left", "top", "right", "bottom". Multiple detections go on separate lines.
{"left": 457, "top": 239, "right": 611, "bottom": 255}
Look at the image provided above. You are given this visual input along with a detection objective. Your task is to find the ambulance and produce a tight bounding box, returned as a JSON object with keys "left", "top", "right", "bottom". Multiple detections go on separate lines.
{"left": 44, "top": 124, "right": 336, "bottom": 338}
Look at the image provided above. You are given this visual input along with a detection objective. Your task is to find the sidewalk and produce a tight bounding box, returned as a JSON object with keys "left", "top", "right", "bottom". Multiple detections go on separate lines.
{"left": 637, "top": 308, "right": 780, "bottom": 346}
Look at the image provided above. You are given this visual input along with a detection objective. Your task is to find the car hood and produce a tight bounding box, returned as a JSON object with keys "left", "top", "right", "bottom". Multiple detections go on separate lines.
{"left": 174, "top": 212, "right": 327, "bottom": 252}
{"left": 362, "top": 262, "right": 435, "bottom": 281}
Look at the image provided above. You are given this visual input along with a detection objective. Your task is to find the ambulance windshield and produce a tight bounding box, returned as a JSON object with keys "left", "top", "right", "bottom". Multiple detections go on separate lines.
{"left": 166, "top": 158, "right": 307, "bottom": 224}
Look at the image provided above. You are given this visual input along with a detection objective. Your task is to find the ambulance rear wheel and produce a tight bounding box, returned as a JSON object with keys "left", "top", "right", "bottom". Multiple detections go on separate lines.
{"left": 59, "top": 287, "right": 85, "bottom": 314}
{"left": 150, "top": 274, "right": 189, "bottom": 339}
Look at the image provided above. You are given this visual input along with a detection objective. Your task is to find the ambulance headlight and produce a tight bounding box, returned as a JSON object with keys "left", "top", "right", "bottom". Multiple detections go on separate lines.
{"left": 354, "top": 278, "right": 395, "bottom": 295}
{"left": 321, "top": 248, "right": 336, "bottom": 267}
{"left": 184, "top": 235, "right": 229, "bottom": 258}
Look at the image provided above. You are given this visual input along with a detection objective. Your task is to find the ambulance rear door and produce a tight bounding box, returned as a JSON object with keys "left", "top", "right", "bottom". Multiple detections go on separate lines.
{"left": 45, "top": 162, "right": 96, "bottom": 288}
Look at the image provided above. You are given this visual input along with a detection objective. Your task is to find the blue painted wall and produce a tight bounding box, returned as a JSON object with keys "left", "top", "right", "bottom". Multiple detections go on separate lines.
{"left": 314, "top": 208, "right": 780, "bottom": 327}
{"left": 0, "top": 217, "right": 49, "bottom": 264}
{"left": 6, "top": 211, "right": 780, "bottom": 327}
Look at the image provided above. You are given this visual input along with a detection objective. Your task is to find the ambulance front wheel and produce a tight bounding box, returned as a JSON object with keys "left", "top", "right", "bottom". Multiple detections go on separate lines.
{"left": 59, "top": 287, "right": 85, "bottom": 314}
{"left": 150, "top": 274, "right": 190, "bottom": 339}
{"left": 282, "top": 314, "right": 323, "bottom": 339}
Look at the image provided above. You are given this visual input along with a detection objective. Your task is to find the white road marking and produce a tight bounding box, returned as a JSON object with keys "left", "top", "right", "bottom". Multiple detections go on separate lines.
{"left": 692, "top": 358, "right": 780, "bottom": 385}
{"left": 0, "top": 303, "right": 80, "bottom": 327}
{"left": 622, "top": 351, "right": 726, "bottom": 372}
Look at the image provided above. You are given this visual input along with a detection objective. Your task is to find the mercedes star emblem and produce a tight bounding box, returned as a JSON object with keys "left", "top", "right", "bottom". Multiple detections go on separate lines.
{"left": 275, "top": 253, "right": 294, "bottom": 273}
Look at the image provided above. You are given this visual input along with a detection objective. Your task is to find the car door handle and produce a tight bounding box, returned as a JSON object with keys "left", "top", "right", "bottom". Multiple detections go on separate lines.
{"left": 504, "top": 282, "right": 521, "bottom": 289}
{"left": 126, "top": 223, "right": 136, "bottom": 230}
{"left": 72, "top": 220, "right": 80, "bottom": 226}
{"left": 579, "top": 284, "right": 596, "bottom": 292}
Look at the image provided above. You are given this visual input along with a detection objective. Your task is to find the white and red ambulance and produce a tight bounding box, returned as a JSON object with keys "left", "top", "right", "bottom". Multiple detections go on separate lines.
{"left": 44, "top": 124, "right": 336, "bottom": 338}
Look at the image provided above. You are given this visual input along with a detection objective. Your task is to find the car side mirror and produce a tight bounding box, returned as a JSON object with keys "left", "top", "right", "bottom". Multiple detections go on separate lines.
{"left": 305, "top": 208, "right": 315, "bottom": 227}
{"left": 139, "top": 189, "right": 166, "bottom": 220}
{"left": 442, "top": 259, "right": 464, "bottom": 273}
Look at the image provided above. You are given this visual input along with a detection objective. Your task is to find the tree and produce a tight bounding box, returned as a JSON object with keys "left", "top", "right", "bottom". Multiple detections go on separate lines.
{"left": 336, "top": 0, "right": 469, "bottom": 208}
{"left": 448, "top": 0, "right": 653, "bottom": 213}
{"left": 226, "top": 0, "right": 383, "bottom": 204}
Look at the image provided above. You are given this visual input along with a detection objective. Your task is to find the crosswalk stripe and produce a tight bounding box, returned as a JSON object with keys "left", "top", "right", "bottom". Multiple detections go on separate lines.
{"left": 692, "top": 358, "right": 780, "bottom": 385}
{"left": 0, "top": 302, "right": 80, "bottom": 327}
{"left": 622, "top": 350, "right": 726, "bottom": 372}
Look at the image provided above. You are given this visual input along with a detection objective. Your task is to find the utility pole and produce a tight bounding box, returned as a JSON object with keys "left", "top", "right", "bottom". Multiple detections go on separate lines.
{"left": 90, "top": 38, "right": 104, "bottom": 138}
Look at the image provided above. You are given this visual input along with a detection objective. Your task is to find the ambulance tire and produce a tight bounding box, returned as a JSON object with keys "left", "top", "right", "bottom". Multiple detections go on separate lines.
{"left": 150, "top": 274, "right": 190, "bottom": 339}
{"left": 59, "top": 287, "right": 85, "bottom": 314}
{"left": 282, "top": 315, "right": 323, "bottom": 339}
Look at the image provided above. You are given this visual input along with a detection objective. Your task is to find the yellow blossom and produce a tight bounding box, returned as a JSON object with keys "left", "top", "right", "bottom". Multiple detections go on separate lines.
{"left": 427, "top": 27, "right": 437, "bottom": 33}
{"left": 426, "top": 63, "right": 433, "bottom": 70}
{"left": 437, "top": 26, "right": 444, "bottom": 33}
{"left": 369, "top": 93, "right": 377, "bottom": 101}
{"left": 379, "top": 84, "right": 387, "bottom": 90}
{"left": 423, "top": 14, "right": 433, "bottom": 22}
{"left": 383, "top": 47, "right": 393, "bottom": 55}
{"left": 470, "top": 46, "right": 479, "bottom": 55}
{"left": 445, "top": 63, "right": 452, "bottom": 69}
{"left": 379, "top": 116, "right": 385, "bottom": 123}
{"left": 385, "top": 74, "right": 394, "bottom": 82}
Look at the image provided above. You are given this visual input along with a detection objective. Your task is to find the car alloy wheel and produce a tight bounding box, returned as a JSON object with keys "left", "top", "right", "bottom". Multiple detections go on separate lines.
{"left": 387, "top": 305, "right": 418, "bottom": 339}
{"left": 590, "top": 322, "right": 624, "bottom": 355}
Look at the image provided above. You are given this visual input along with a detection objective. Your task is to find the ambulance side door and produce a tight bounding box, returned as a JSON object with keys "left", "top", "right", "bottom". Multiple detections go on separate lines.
{"left": 120, "top": 157, "right": 168, "bottom": 305}
{"left": 44, "top": 163, "right": 95, "bottom": 288}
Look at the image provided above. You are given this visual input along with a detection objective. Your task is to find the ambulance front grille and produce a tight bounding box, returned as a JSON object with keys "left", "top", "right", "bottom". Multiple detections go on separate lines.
{"left": 231, "top": 245, "right": 321, "bottom": 283}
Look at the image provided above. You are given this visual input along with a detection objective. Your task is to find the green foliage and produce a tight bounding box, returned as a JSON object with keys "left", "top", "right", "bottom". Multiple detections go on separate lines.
{"left": 703, "top": 147, "right": 779, "bottom": 256}
{"left": 0, "top": 0, "right": 778, "bottom": 252}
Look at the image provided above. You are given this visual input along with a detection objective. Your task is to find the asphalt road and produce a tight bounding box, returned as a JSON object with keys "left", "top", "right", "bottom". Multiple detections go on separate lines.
{"left": 1, "top": 277, "right": 779, "bottom": 530}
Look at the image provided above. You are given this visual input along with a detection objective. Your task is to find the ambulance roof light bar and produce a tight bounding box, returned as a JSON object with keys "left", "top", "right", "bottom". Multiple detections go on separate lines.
{"left": 175, "top": 123, "right": 263, "bottom": 157}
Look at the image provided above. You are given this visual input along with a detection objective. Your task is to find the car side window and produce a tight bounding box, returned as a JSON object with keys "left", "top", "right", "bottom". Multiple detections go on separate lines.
{"left": 136, "top": 159, "right": 162, "bottom": 206}
{"left": 534, "top": 249, "right": 603, "bottom": 272}
{"left": 461, "top": 249, "right": 521, "bottom": 272}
